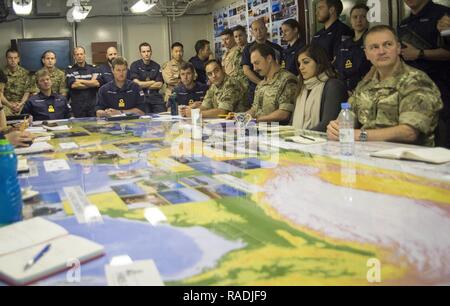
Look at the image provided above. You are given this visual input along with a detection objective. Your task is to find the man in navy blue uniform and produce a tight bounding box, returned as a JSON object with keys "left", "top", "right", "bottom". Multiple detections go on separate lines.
{"left": 96, "top": 57, "right": 145, "bottom": 118}
{"left": 130, "top": 42, "right": 165, "bottom": 114}
{"left": 311, "top": 0, "right": 353, "bottom": 61}
{"left": 172, "top": 62, "right": 208, "bottom": 108}
{"left": 281, "top": 19, "right": 305, "bottom": 76}
{"left": 98, "top": 46, "right": 131, "bottom": 87}
{"left": 398, "top": 0, "right": 450, "bottom": 147}
{"left": 334, "top": 3, "right": 372, "bottom": 94}
{"left": 66, "top": 46, "right": 100, "bottom": 118}
{"left": 22, "top": 69, "right": 70, "bottom": 121}
{"left": 242, "top": 18, "right": 284, "bottom": 106}
{"left": 189, "top": 40, "right": 212, "bottom": 85}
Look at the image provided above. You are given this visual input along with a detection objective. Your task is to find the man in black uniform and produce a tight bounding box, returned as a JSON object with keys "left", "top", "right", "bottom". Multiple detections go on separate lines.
{"left": 242, "top": 18, "right": 284, "bottom": 106}
{"left": 334, "top": 3, "right": 372, "bottom": 94}
{"left": 311, "top": 0, "right": 353, "bottom": 61}
{"left": 130, "top": 42, "right": 165, "bottom": 114}
{"left": 189, "top": 40, "right": 212, "bottom": 85}
{"left": 172, "top": 62, "right": 208, "bottom": 108}
{"left": 66, "top": 47, "right": 100, "bottom": 118}
{"left": 98, "top": 46, "right": 131, "bottom": 87}
{"left": 398, "top": 0, "right": 450, "bottom": 148}
{"left": 96, "top": 57, "right": 145, "bottom": 118}
{"left": 22, "top": 69, "right": 70, "bottom": 121}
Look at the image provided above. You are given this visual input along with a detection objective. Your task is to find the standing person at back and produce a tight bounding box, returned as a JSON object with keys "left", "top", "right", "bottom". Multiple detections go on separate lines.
{"left": 334, "top": 3, "right": 372, "bottom": 94}
{"left": 130, "top": 43, "right": 165, "bottom": 114}
{"left": 189, "top": 40, "right": 212, "bottom": 85}
{"left": 242, "top": 18, "right": 284, "bottom": 108}
{"left": 281, "top": 19, "right": 305, "bottom": 76}
{"left": 312, "top": 0, "right": 353, "bottom": 61}
{"left": 233, "top": 25, "right": 248, "bottom": 50}
{"left": 98, "top": 46, "right": 131, "bottom": 87}
{"left": 162, "top": 42, "right": 187, "bottom": 102}
{"left": 398, "top": 0, "right": 450, "bottom": 148}
{"left": 31, "top": 50, "right": 68, "bottom": 97}
{"left": 221, "top": 29, "right": 247, "bottom": 87}
{"left": 66, "top": 47, "right": 100, "bottom": 118}
{"left": 1, "top": 49, "right": 32, "bottom": 116}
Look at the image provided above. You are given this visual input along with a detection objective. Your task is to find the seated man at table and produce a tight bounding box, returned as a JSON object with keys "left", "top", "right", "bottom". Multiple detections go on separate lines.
{"left": 327, "top": 25, "right": 443, "bottom": 147}
{"left": 21, "top": 69, "right": 70, "bottom": 121}
{"left": 247, "top": 43, "right": 298, "bottom": 123}
{"left": 172, "top": 62, "right": 208, "bottom": 108}
{"left": 96, "top": 57, "right": 145, "bottom": 118}
{"left": 180, "top": 59, "right": 247, "bottom": 118}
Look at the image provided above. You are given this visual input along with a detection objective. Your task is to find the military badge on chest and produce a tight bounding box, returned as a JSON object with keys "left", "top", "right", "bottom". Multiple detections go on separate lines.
{"left": 119, "top": 99, "right": 126, "bottom": 108}
{"left": 48, "top": 105, "right": 55, "bottom": 113}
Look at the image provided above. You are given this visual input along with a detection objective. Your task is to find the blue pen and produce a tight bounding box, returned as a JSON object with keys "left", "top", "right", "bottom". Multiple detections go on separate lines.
{"left": 23, "top": 243, "right": 51, "bottom": 271}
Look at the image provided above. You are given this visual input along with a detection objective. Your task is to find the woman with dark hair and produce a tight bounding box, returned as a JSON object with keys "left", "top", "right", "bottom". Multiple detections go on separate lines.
{"left": 292, "top": 44, "right": 347, "bottom": 132}
{"left": 281, "top": 19, "right": 305, "bottom": 76}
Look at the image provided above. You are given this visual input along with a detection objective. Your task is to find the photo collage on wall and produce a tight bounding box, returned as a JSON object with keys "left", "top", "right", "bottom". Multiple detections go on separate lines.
{"left": 213, "top": 0, "right": 299, "bottom": 58}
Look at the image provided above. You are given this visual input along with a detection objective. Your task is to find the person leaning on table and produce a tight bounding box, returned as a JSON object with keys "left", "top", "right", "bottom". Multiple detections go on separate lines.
{"left": 326, "top": 25, "right": 443, "bottom": 147}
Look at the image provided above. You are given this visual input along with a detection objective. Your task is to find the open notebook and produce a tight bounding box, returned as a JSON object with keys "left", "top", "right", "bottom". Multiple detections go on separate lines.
{"left": 370, "top": 147, "right": 450, "bottom": 164}
{"left": 0, "top": 217, "right": 104, "bottom": 286}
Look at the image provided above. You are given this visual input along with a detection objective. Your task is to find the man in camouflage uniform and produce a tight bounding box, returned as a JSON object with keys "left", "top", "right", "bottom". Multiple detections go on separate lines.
{"left": 1, "top": 49, "right": 32, "bottom": 116}
{"left": 247, "top": 44, "right": 298, "bottom": 123}
{"left": 327, "top": 25, "right": 443, "bottom": 146}
{"left": 162, "top": 42, "right": 187, "bottom": 102}
{"left": 31, "top": 50, "right": 67, "bottom": 96}
{"left": 221, "top": 29, "right": 247, "bottom": 88}
{"left": 180, "top": 59, "right": 247, "bottom": 118}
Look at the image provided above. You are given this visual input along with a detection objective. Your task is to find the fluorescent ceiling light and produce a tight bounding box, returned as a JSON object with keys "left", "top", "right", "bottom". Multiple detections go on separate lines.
{"left": 131, "top": 0, "right": 155, "bottom": 14}
{"left": 66, "top": 3, "right": 91, "bottom": 22}
{"left": 13, "top": 0, "right": 33, "bottom": 16}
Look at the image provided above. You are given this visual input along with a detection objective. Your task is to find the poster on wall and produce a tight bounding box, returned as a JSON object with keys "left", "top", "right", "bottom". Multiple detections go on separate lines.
{"left": 213, "top": 1, "right": 247, "bottom": 59}
{"left": 213, "top": 0, "right": 298, "bottom": 58}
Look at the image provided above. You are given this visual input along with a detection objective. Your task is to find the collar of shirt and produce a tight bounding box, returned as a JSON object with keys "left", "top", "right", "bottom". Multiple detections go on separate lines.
{"left": 409, "top": 0, "right": 435, "bottom": 20}
{"left": 261, "top": 69, "right": 283, "bottom": 86}
{"left": 36, "top": 91, "right": 57, "bottom": 100}
{"left": 110, "top": 80, "right": 133, "bottom": 92}
{"left": 366, "top": 59, "right": 406, "bottom": 85}
{"left": 140, "top": 59, "right": 155, "bottom": 68}
{"left": 5, "top": 66, "right": 26, "bottom": 77}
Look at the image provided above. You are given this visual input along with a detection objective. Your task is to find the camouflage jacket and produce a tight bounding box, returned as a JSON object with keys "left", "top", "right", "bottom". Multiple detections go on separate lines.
{"left": 202, "top": 75, "right": 248, "bottom": 112}
{"left": 350, "top": 60, "right": 443, "bottom": 147}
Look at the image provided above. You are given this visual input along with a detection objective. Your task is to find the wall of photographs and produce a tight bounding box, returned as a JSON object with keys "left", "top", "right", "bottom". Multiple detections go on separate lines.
{"left": 213, "top": 0, "right": 299, "bottom": 59}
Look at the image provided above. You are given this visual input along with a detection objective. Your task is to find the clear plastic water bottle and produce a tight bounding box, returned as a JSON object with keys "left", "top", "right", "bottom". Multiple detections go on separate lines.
{"left": 338, "top": 102, "right": 355, "bottom": 156}
{"left": 170, "top": 92, "right": 178, "bottom": 116}
{"left": 0, "top": 134, "right": 23, "bottom": 225}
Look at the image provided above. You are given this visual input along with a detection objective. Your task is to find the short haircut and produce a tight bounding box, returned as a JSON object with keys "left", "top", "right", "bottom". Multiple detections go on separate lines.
{"left": 205, "top": 59, "right": 222, "bottom": 70}
{"left": 251, "top": 18, "right": 266, "bottom": 29}
{"left": 322, "top": 0, "right": 344, "bottom": 17}
{"left": 363, "top": 24, "right": 399, "bottom": 46}
{"left": 282, "top": 19, "right": 301, "bottom": 33}
{"left": 171, "top": 42, "right": 184, "bottom": 50}
{"left": 73, "top": 46, "right": 85, "bottom": 54}
{"left": 41, "top": 50, "right": 56, "bottom": 60}
{"left": 195, "top": 40, "right": 210, "bottom": 54}
{"left": 350, "top": 3, "right": 369, "bottom": 16}
{"left": 220, "top": 29, "right": 234, "bottom": 37}
{"left": 233, "top": 25, "right": 246, "bottom": 34}
{"left": 5, "top": 48, "right": 19, "bottom": 58}
{"left": 139, "top": 42, "right": 151, "bottom": 51}
{"left": 111, "top": 57, "right": 128, "bottom": 69}
{"left": 297, "top": 44, "right": 337, "bottom": 81}
{"left": 249, "top": 43, "right": 276, "bottom": 60}
{"left": 35, "top": 69, "right": 50, "bottom": 84}
{"left": 180, "top": 62, "right": 195, "bottom": 73}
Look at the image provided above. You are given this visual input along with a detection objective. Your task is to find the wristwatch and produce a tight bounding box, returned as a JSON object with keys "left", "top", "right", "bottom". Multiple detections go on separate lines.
{"left": 418, "top": 49, "right": 425, "bottom": 59}
{"left": 359, "top": 127, "right": 368, "bottom": 142}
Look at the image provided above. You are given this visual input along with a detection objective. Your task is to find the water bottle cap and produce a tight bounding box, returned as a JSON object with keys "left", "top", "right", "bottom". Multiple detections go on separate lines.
{"left": 341, "top": 102, "right": 350, "bottom": 110}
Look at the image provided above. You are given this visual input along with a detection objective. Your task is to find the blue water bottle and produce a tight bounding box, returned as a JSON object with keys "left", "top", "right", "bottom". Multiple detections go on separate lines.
{"left": 0, "top": 134, "right": 23, "bottom": 225}
{"left": 170, "top": 92, "right": 178, "bottom": 116}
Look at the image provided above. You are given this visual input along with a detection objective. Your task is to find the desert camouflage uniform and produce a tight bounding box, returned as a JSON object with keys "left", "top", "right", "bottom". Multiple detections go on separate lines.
{"left": 250, "top": 69, "right": 298, "bottom": 118}
{"left": 350, "top": 60, "right": 443, "bottom": 147}
{"left": 2, "top": 66, "right": 32, "bottom": 115}
{"left": 162, "top": 59, "right": 186, "bottom": 101}
{"left": 222, "top": 46, "right": 247, "bottom": 88}
{"left": 201, "top": 75, "right": 248, "bottom": 112}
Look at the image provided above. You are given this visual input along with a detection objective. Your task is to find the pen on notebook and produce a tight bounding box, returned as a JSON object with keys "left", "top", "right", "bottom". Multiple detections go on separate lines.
{"left": 299, "top": 134, "right": 316, "bottom": 142}
{"left": 24, "top": 243, "right": 51, "bottom": 271}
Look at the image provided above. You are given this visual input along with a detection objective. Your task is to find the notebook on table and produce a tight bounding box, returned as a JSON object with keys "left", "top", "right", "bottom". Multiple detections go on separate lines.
{"left": 0, "top": 217, "right": 104, "bottom": 286}
{"left": 370, "top": 147, "right": 450, "bottom": 164}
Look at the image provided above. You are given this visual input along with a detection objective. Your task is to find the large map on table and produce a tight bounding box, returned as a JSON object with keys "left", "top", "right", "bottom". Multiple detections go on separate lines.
{"left": 16, "top": 118, "right": 450, "bottom": 285}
